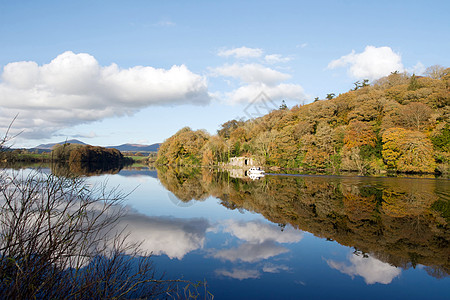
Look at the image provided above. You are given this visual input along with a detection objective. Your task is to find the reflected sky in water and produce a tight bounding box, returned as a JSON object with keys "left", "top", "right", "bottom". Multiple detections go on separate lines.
{"left": 84, "top": 167, "right": 449, "bottom": 299}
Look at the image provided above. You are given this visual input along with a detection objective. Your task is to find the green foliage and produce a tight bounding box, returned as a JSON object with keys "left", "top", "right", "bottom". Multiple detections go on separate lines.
{"left": 279, "top": 100, "right": 288, "bottom": 110}
{"left": 431, "top": 124, "right": 450, "bottom": 152}
{"left": 408, "top": 74, "right": 421, "bottom": 91}
{"left": 431, "top": 199, "right": 450, "bottom": 223}
{"left": 326, "top": 93, "right": 335, "bottom": 100}
{"left": 353, "top": 79, "right": 369, "bottom": 90}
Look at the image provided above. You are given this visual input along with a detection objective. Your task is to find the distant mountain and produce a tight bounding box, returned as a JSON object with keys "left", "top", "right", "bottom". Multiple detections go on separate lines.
{"left": 107, "top": 143, "right": 161, "bottom": 152}
{"left": 31, "top": 140, "right": 160, "bottom": 153}
{"left": 34, "top": 139, "right": 87, "bottom": 150}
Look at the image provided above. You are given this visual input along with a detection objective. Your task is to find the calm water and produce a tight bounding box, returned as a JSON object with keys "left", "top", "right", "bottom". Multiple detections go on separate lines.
{"left": 17, "top": 166, "right": 450, "bottom": 299}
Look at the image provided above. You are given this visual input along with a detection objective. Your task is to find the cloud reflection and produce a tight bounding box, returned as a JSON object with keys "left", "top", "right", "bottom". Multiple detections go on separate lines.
{"left": 262, "top": 263, "right": 291, "bottom": 273}
{"left": 222, "top": 219, "right": 303, "bottom": 244}
{"left": 117, "top": 211, "right": 209, "bottom": 259}
{"left": 326, "top": 253, "right": 401, "bottom": 284}
{"left": 215, "top": 268, "right": 261, "bottom": 280}
{"left": 211, "top": 220, "right": 303, "bottom": 263}
{"left": 213, "top": 240, "right": 289, "bottom": 263}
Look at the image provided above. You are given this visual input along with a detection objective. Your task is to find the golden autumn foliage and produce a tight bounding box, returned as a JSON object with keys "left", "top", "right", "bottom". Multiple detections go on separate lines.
{"left": 382, "top": 128, "right": 436, "bottom": 173}
{"left": 344, "top": 120, "right": 376, "bottom": 148}
{"left": 156, "top": 127, "right": 209, "bottom": 166}
{"left": 51, "top": 144, "right": 125, "bottom": 164}
{"left": 157, "top": 66, "right": 449, "bottom": 174}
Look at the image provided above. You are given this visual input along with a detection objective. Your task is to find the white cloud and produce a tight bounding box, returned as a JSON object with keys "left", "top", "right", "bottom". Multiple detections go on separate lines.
{"left": 225, "top": 82, "right": 306, "bottom": 104}
{"left": 328, "top": 46, "right": 404, "bottom": 80}
{"left": 326, "top": 253, "right": 401, "bottom": 285}
{"left": 407, "top": 61, "right": 426, "bottom": 75}
{"left": 214, "top": 46, "right": 305, "bottom": 105}
{"left": 215, "top": 268, "right": 261, "bottom": 280}
{"left": 264, "top": 54, "right": 292, "bottom": 64}
{"left": 218, "top": 47, "right": 263, "bottom": 59}
{"left": 69, "top": 131, "right": 98, "bottom": 139}
{"left": 0, "top": 51, "right": 210, "bottom": 139}
{"left": 155, "top": 20, "right": 176, "bottom": 27}
{"left": 211, "top": 63, "right": 291, "bottom": 85}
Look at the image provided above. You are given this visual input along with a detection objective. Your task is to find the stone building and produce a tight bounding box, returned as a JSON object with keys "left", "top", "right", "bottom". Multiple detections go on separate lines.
{"left": 227, "top": 156, "right": 257, "bottom": 168}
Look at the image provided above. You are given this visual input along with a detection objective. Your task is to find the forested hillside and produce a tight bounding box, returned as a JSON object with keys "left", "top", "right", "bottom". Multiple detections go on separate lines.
{"left": 157, "top": 66, "right": 450, "bottom": 174}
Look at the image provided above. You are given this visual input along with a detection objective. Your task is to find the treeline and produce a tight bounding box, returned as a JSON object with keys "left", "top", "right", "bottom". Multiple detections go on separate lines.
{"left": 156, "top": 66, "right": 450, "bottom": 174}
{"left": 52, "top": 143, "right": 134, "bottom": 167}
{"left": 52, "top": 143, "right": 125, "bottom": 163}
{"left": 0, "top": 149, "right": 52, "bottom": 163}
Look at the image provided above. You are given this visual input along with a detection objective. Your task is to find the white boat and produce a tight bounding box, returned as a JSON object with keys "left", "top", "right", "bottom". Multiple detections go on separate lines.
{"left": 247, "top": 167, "right": 265, "bottom": 179}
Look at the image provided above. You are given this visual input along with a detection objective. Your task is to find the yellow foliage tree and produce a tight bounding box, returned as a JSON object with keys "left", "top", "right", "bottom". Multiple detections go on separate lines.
{"left": 382, "top": 128, "right": 436, "bottom": 173}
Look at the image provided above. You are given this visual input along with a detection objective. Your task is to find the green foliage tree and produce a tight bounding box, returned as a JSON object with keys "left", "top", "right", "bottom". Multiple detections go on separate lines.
{"left": 326, "top": 93, "right": 335, "bottom": 100}
{"left": 408, "top": 74, "right": 421, "bottom": 91}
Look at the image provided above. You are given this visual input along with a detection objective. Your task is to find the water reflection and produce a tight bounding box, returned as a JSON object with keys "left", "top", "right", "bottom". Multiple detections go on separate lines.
{"left": 210, "top": 220, "right": 302, "bottom": 263}
{"left": 51, "top": 161, "right": 125, "bottom": 176}
{"left": 156, "top": 166, "right": 450, "bottom": 278}
{"left": 215, "top": 268, "right": 261, "bottom": 280}
{"left": 326, "top": 253, "right": 401, "bottom": 284}
{"left": 117, "top": 211, "right": 210, "bottom": 259}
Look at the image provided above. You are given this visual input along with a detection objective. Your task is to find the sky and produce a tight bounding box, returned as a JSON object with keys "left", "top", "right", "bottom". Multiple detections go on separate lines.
{"left": 0, "top": 0, "right": 449, "bottom": 148}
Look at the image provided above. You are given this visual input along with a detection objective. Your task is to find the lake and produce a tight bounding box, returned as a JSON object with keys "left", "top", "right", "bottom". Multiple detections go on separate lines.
{"left": 9, "top": 166, "right": 450, "bottom": 299}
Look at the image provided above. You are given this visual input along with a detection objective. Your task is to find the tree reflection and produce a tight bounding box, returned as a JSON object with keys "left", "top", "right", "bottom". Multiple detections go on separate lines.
{"left": 51, "top": 161, "right": 125, "bottom": 177}
{"left": 157, "top": 166, "right": 450, "bottom": 278}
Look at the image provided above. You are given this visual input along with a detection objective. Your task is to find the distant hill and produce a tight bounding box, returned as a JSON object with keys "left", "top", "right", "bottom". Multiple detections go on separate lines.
{"left": 107, "top": 143, "right": 161, "bottom": 152}
{"left": 34, "top": 139, "right": 87, "bottom": 150}
{"left": 31, "top": 139, "right": 160, "bottom": 153}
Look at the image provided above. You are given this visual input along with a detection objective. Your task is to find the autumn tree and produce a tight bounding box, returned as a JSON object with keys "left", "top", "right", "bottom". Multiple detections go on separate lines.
{"left": 156, "top": 127, "right": 209, "bottom": 165}
{"left": 399, "top": 102, "right": 433, "bottom": 130}
{"left": 343, "top": 120, "right": 376, "bottom": 149}
{"left": 51, "top": 143, "right": 83, "bottom": 161}
{"left": 341, "top": 120, "right": 378, "bottom": 174}
{"left": 217, "top": 119, "right": 244, "bottom": 139}
{"left": 202, "top": 135, "right": 227, "bottom": 165}
{"left": 425, "top": 65, "right": 447, "bottom": 79}
{"left": 382, "top": 128, "right": 436, "bottom": 173}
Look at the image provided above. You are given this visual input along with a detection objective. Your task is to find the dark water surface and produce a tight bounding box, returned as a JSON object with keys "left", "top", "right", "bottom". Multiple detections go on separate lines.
{"left": 18, "top": 166, "right": 450, "bottom": 299}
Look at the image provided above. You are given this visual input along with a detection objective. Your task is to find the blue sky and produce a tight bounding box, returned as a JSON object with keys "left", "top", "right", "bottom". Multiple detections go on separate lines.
{"left": 1, "top": 0, "right": 449, "bottom": 148}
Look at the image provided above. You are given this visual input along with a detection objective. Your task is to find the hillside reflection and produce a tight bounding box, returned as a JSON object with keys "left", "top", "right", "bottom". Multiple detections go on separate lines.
{"left": 51, "top": 161, "right": 128, "bottom": 176}
{"left": 157, "top": 166, "right": 450, "bottom": 278}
